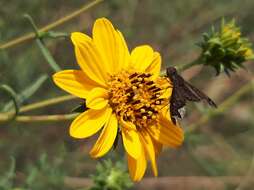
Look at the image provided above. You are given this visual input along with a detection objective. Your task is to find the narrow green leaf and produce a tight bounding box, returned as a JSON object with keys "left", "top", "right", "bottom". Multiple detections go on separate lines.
{"left": 2, "top": 74, "right": 48, "bottom": 112}
{"left": 0, "top": 84, "right": 19, "bottom": 119}
{"left": 36, "top": 39, "right": 61, "bottom": 72}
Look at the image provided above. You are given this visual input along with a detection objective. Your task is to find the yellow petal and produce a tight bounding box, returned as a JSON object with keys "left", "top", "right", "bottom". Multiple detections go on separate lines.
{"left": 93, "top": 18, "right": 119, "bottom": 74}
{"left": 145, "top": 52, "right": 161, "bottom": 79}
{"left": 130, "top": 45, "right": 154, "bottom": 72}
{"left": 152, "top": 138, "right": 163, "bottom": 156}
{"left": 160, "top": 105, "right": 176, "bottom": 124}
{"left": 115, "top": 30, "right": 130, "bottom": 70}
{"left": 53, "top": 70, "right": 98, "bottom": 99}
{"left": 146, "top": 116, "right": 184, "bottom": 148}
{"left": 71, "top": 32, "right": 108, "bottom": 86}
{"left": 120, "top": 118, "right": 136, "bottom": 130}
{"left": 71, "top": 32, "right": 92, "bottom": 44}
{"left": 139, "top": 130, "right": 158, "bottom": 177}
{"left": 70, "top": 107, "right": 112, "bottom": 138}
{"left": 90, "top": 113, "right": 118, "bottom": 158}
{"left": 121, "top": 122, "right": 141, "bottom": 159}
{"left": 155, "top": 78, "right": 172, "bottom": 99}
{"left": 127, "top": 151, "right": 147, "bottom": 181}
{"left": 86, "top": 87, "right": 109, "bottom": 110}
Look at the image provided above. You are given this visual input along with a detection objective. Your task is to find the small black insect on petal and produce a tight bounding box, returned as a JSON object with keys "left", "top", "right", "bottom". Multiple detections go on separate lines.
{"left": 166, "top": 67, "right": 217, "bottom": 125}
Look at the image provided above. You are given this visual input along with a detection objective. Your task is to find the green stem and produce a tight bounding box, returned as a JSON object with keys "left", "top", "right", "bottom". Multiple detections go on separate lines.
{"left": 160, "top": 56, "right": 203, "bottom": 76}
{"left": 175, "top": 56, "right": 203, "bottom": 72}
{"left": 23, "top": 14, "right": 41, "bottom": 37}
{"left": 35, "top": 38, "right": 61, "bottom": 72}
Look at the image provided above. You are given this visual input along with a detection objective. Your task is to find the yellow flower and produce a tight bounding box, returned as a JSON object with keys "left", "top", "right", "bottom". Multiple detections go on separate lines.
{"left": 53, "top": 18, "right": 184, "bottom": 181}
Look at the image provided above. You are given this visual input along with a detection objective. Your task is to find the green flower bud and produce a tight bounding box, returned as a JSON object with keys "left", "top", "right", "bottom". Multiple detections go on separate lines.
{"left": 199, "top": 19, "right": 254, "bottom": 75}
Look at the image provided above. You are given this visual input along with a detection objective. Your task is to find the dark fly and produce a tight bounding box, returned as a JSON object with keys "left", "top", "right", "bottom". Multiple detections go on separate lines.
{"left": 166, "top": 67, "right": 217, "bottom": 125}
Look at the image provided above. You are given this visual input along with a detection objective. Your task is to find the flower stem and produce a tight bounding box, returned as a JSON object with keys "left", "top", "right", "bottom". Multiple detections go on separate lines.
{"left": 175, "top": 56, "right": 203, "bottom": 72}
{"left": 160, "top": 56, "right": 203, "bottom": 76}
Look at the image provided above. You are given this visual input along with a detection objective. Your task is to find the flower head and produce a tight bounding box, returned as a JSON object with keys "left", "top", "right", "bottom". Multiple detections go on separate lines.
{"left": 53, "top": 18, "right": 184, "bottom": 181}
{"left": 199, "top": 19, "right": 254, "bottom": 75}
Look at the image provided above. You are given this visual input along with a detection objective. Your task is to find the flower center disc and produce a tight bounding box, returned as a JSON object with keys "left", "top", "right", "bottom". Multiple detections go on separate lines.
{"left": 108, "top": 71, "right": 168, "bottom": 129}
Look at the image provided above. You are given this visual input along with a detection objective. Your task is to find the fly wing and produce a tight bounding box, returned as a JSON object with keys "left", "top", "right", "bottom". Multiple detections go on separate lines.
{"left": 173, "top": 74, "right": 201, "bottom": 102}
{"left": 182, "top": 84, "right": 202, "bottom": 101}
{"left": 183, "top": 81, "right": 217, "bottom": 107}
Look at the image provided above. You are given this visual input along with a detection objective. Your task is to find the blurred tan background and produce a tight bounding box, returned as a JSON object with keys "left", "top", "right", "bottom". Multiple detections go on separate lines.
{"left": 0, "top": 0, "right": 254, "bottom": 189}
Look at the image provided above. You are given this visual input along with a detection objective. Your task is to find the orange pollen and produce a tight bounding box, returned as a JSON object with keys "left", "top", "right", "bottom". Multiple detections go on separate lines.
{"left": 108, "top": 71, "right": 168, "bottom": 128}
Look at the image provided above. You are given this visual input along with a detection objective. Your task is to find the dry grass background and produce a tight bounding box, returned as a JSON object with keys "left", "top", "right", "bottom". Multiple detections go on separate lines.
{"left": 0, "top": 0, "right": 254, "bottom": 189}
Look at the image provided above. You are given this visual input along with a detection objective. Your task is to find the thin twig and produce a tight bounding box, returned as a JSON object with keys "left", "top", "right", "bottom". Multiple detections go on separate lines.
{"left": 0, "top": 0, "right": 104, "bottom": 50}
{"left": 0, "top": 113, "right": 77, "bottom": 123}
{"left": 19, "top": 95, "right": 75, "bottom": 113}
{"left": 3, "top": 94, "right": 75, "bottom": 116}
